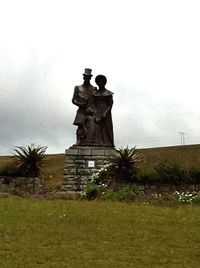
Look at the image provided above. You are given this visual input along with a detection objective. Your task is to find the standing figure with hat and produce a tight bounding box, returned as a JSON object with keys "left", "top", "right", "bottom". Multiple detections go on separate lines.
{"left": 72, "top": 68, "right": 96, "bottom": 145}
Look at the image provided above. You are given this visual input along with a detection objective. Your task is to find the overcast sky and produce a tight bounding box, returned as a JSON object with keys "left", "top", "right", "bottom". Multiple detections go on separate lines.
{"left": 1, "top": 0, "right": 200, "bottom": 155}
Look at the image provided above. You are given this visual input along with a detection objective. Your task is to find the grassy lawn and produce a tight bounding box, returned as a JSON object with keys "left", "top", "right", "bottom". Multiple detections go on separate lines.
{"left": 0, "top": 197, "right": 200, "bottom": 267}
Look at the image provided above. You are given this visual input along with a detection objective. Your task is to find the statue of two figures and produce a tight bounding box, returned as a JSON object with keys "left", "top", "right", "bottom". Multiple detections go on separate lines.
{"left": 72, "top": 68, "right": 114, "bottom": 147}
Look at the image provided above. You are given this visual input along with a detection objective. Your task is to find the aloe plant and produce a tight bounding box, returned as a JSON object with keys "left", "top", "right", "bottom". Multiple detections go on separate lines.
{"left": 14, "top": 145, "right": 47, "bottom": 191}
{"left": 110, "top": 146, "right": 142, "bottom": 182}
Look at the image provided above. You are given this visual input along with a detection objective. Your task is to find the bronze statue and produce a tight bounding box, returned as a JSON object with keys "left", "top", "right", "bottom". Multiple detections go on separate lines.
{"left": 72, "top": 68, "right": 96, "bottom": 145}
{"left": 93, "top": 75, "right": 114, "bottom": 147}
{"left": 82, "top": 107, "right": 99, "bottom": 145}
{"left": 72, "top": 69, "right": 114, "bottom": 147}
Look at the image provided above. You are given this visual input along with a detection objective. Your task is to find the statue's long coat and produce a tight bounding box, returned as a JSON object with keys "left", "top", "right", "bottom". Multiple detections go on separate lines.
{"left": 72, "top": 84, "right": 95, "bottom": 126}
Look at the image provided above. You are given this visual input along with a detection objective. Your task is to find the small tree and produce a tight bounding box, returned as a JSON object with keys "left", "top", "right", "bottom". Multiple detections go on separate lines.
{"left": 14, "top": 145, "right": 47, "bottom": 192}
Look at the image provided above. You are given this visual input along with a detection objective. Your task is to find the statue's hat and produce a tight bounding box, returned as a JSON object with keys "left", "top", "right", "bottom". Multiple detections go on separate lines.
{"left": 83, "top": 68, "right": 92, "bottom": 76}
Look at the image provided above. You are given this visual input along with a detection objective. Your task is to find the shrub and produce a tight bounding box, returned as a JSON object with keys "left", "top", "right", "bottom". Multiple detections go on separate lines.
{"left": 103, "top": 185, "right": 139, "bottom": 202}
{"left": 174, "top": 191, "right": 200, "bottom": 204}
{"left": 188, "top": 168, "right": 200, "bottom": 184}
{"left": 14, "top": 145, "right": 47, "bottom": 178}
{"left": 109, "top": 146, "right": 143, "bottom": 182}
{"left": 154, "top": 161, "right": 187, "bottom": 185}
{"left": 135, "top": 168, "right": 157, "bottom": 184}
{"left": 82, "top": 182, "right": 107, "bottom": 200}
{"left": 86, "top": 147, "right": 143, "bottom": 188}
{"left": 91, "top": 163, "right": 114, "bottom": 184}
{"left": 14, "top": 144, "right": 47, "bottom": 192}
{"left": 128, "top": 164, "right": 200, "bottom": 186}
{"left": 0, "top": 163, "right": 22, "bottom": 178}
{"left": 83, "top": 183, "right": 99, "bottom": 200}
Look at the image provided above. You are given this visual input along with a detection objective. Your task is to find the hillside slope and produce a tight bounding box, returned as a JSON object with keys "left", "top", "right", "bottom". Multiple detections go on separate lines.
{"left": 139, "top": 144, "right": 200, "bottom": 170}
{"left": 1, "top": 144, "right": 200, "bottom": 188}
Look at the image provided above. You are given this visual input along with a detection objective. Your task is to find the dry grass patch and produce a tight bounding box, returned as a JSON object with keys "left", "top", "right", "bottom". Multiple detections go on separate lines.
{"left": 42, "top": 154, "right": 64, "bottom": 189}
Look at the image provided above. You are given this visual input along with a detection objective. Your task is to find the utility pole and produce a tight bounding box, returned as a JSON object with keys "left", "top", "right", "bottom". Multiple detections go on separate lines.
{"left": 178, "top": 132, "right": 185, "bottom": 145}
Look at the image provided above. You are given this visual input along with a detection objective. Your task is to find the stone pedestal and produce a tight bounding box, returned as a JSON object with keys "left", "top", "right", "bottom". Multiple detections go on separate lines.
{"left": 62, "top": 146, "right": 115, "bottom": 192}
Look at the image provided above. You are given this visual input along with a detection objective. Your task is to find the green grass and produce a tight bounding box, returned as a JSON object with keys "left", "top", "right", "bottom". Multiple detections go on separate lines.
{"left": 0, "top": 197, "right": 200, "bottom": 267}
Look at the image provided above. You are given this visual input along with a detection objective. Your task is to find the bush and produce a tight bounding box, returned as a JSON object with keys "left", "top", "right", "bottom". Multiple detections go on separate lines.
{"left": 91, "top": 163, "right": 114, "bottom": 185}
{"left": 83, "top": 183, "right": 99, "bottom": 200}
{"left": 188, "top": 168, "right": 200, "bottom": 184}
{"left": 135, "top": 168, "right": 157, "bottom": 184}
{"left": 103, "top": 185, "right": 139, "bottom": 202}
{"left": 14, "top": 144, "right": 47, "bottom": 193}
{"left": 131, "top": 164, "right": 200, "bottom": 186}
{"left": 154, "top": 161, "right": 187, "bottom": 185}
{"left": 90, "top": 147, "right": 143, "bottom": 187}
{"left": 174, "top": 191, "right": 200, "bottom": 204}
{"left": 109, "top": 147, "right": 142, "bottom": 182}
{"left": 82, "top": 182, "right": 107, "bottom": 200}
{"left": 14, "top": 145, "right": 47, "bottom": 178}
{"left": 0, "top": 163, "right": 22, "bottom": 177}
{"left": 88, "top": 150, "right": 200, "bottom": 191}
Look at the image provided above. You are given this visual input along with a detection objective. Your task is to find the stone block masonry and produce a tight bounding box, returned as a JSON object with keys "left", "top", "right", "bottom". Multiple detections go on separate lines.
{"left": 62, "top": 146, "right": 115, "bottom": 192}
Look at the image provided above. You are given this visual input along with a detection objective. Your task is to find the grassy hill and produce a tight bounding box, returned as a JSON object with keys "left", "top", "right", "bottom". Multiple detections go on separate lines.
{"left": 1, "top": 144, "right": 200, "bottom": 189}
{"left": 139, "top": 144, "right": 200, "bottom": 170}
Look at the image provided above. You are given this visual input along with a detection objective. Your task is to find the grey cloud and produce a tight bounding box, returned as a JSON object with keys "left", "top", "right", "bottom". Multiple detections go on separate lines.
{"left": 0, "top": 53, "right": 75, "bottom": 155}
{"left": 113, "top": 87, "right": 198, "bottom": 148}
{"left": 1, "top": 57, "right": 200, "bottom": 155}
